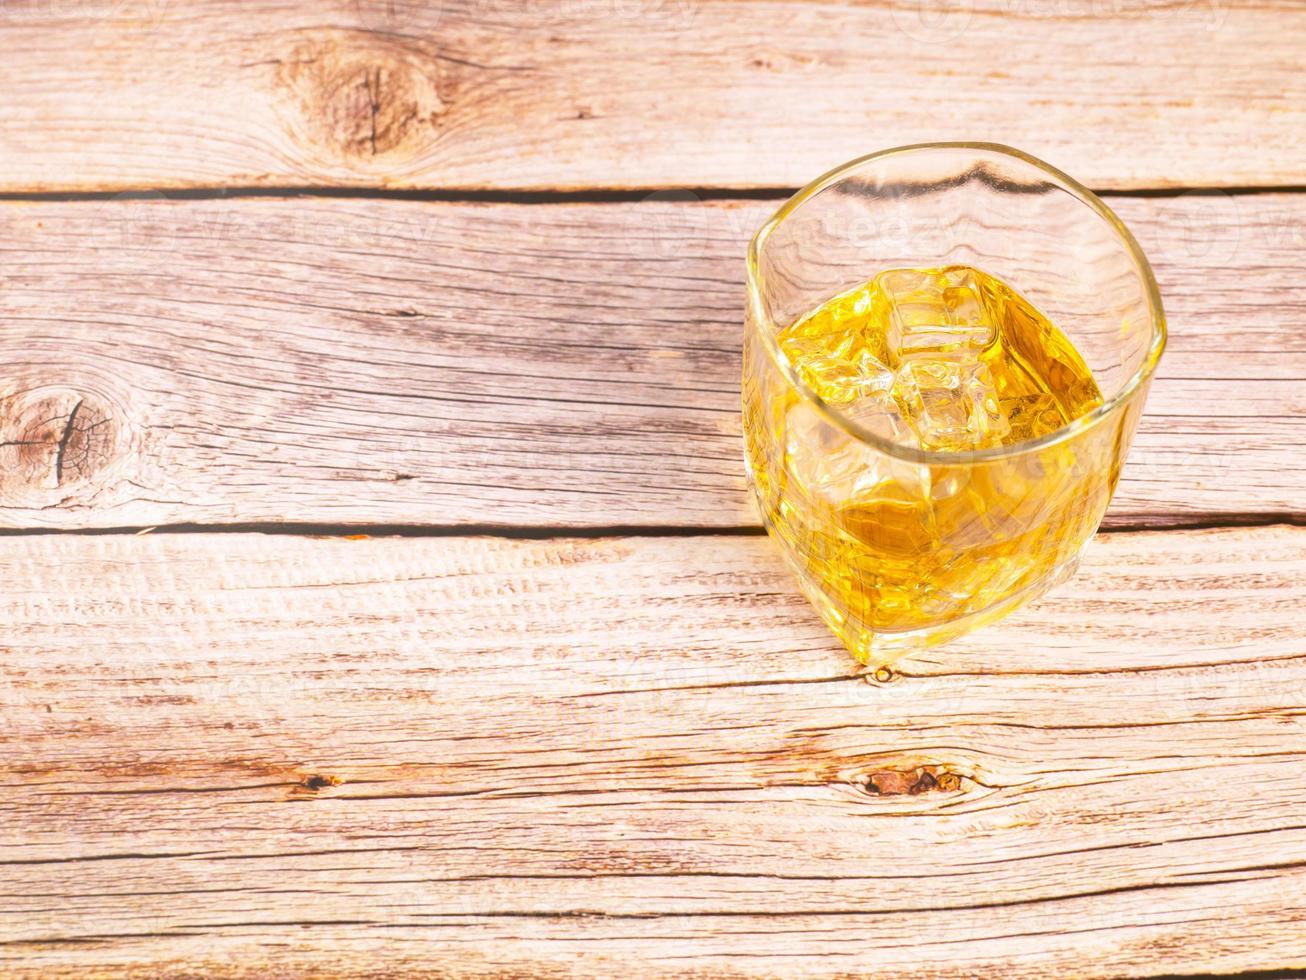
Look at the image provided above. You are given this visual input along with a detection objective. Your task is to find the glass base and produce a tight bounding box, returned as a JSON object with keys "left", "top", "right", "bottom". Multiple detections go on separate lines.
{"left": 832, "top": 552, "right": 1084, "bottom": 666}
{"left": 750, "top": 479, "right": 1097, "bottom": 668}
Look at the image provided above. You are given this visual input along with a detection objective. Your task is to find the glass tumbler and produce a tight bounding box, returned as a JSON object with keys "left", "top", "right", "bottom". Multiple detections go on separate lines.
{"left": 742, "top": 143, "right": 1166, "bottom": 663}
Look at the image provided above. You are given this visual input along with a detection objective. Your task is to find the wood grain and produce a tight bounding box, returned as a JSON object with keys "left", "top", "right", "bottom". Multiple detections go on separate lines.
{"left": 1, "top": 192, "right": 1301, "bottom": 530}
{"left": 3, "top": 525, "right": 1305, "bottom": 976}
{"left": 0, "top": 0, "right": 1304, "bottom": 192}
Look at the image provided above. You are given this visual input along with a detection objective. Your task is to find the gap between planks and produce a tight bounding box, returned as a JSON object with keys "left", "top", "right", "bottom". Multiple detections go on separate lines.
{"left": 2, "top": 184, "right": 1306, "bottom": 205}
{"left": 0, "top": 513, "right": 1302, "bottom": 540}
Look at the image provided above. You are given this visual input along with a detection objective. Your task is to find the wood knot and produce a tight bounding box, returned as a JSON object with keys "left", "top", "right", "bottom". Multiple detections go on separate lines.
{"left": 300, "top": 773, "right": 343, "bottom": 792}
{"left": 276, "top": 33, "right": 446, "bottom": 162}
{"left": 856, "top": 766, "right": 961, "bottom": 797}
{"left": 0, "top": 386, "right": 121, "bottom": 499}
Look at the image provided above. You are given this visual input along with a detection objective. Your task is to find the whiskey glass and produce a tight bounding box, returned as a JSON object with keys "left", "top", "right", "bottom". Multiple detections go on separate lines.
{"left": 742, "top": 143, "right": 1166, "bottom": 662}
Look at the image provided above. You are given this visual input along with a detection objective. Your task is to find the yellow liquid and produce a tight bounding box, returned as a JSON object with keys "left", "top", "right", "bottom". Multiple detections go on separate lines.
{"left": 744, "top": 265, "right": 1113, "bottom": 660}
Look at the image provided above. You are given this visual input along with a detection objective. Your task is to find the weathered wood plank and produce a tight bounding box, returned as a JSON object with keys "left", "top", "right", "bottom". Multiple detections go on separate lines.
{"left": 1, "top": 193, "right": 1301, "bottom": 529}
{"left": 3, "top": 525, "right": 1305, "bottom": 975}
{"left": 0, "top": 0, "right": 1304, "bottom": 191}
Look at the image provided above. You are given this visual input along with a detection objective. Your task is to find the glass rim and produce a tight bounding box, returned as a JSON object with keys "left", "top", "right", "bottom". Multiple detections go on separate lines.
{"left": 745, "top": 141, "right": 1168, "bottom": 465}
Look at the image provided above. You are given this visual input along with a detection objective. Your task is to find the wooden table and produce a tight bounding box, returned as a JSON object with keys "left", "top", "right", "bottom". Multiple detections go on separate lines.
{"left": 3, "top": 1, "right": 1304, "bottom": 976}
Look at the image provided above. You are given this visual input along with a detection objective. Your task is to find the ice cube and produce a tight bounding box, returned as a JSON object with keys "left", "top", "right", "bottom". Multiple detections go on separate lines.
{"left": 784, "top": 400, "right": 860, "bottom": 504}
{"left": 840, "top": 392, "right": 912, "bottom": 446}
{"left": 895, "top": 356, "right": 1010, "bottom": 451}
{"left": 781, "top": 331, "right": 895, "bottom": 406}
{"left": 879, "top": 267, "right": 996, "bottom": 363}
{"left": 783, "top": 395, "right": 918, "bottom": 506}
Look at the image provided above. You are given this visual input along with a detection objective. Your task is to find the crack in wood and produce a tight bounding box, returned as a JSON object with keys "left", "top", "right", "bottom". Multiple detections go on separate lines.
{"left": 51, "top": 398, "right": 83, "bottom": 487}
